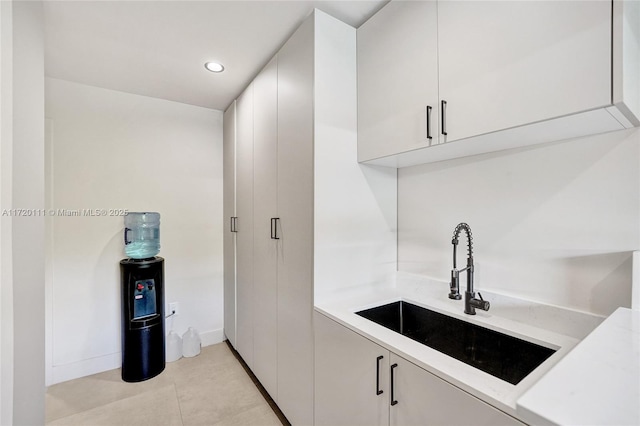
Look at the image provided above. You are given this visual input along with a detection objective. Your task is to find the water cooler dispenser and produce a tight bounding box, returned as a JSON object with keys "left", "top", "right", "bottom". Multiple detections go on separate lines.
{"left": 120, "top": 212, "right": 165, "bottom": 382}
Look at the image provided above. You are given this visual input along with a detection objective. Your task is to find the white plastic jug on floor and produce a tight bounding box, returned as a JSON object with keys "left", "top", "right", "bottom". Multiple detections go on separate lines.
{"left": 166, "top": 331, "right": 182, "bottom": 362}
{"left": 182, "top": 327, "right": 201, "bottom": 357}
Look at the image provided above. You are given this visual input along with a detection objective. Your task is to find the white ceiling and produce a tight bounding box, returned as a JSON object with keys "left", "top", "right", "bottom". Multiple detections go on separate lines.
{"left": 43, "top": 0, "right": 388, "bottom": 111}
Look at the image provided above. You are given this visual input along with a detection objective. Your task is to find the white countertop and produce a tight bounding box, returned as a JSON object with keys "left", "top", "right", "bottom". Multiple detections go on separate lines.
{"left": 517, "top": 307, "right": 640, "bottom": 426}
{"left": 314, "top": 272, "right": 603, "bottom": 419}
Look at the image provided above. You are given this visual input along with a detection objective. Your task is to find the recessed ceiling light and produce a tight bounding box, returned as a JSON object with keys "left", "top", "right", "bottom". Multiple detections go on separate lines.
{"left": 204, "top": 62, "right": 225, "bottom": 73}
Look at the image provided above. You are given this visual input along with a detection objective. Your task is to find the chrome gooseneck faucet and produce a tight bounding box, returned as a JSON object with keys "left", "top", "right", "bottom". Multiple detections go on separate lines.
{"left": 449, "top": 223, "right": 490, "bottom": 315}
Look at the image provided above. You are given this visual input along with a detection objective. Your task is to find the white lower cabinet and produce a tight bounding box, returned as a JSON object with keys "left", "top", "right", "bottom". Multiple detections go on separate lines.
{"left": 389, "top": 353, "right": 522, "bottom": 426}
{"left": 314, "top": 312, "right": 524, "bottom": 426}
{"left": 315, "top": 312, "right": 389, "bottom": 426}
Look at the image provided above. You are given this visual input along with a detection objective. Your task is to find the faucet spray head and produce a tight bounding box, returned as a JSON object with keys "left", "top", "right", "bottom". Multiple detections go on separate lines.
{"left": 449, "top": 269, "right": 462, "bottom": 300}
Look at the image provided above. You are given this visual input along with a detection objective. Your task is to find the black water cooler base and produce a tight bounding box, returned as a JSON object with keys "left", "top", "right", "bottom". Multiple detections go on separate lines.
{"left": 120, "top": 257, "right": 166, "bottom": 382}
{"left": 121, "top": 326, "right": 165, "bottom": 382}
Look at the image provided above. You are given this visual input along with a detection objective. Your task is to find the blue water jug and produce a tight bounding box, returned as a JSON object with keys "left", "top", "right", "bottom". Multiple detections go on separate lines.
{"left": 124, "top": 212, "right": 160, "bottom": 259}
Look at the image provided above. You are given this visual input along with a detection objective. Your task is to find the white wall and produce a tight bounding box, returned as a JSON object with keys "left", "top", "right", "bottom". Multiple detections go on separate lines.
{"left": 45, "top": 78, "right": 224, "bottom": 384}
{"left": 11, "top": 1, "right": 46, "bottom": 425}
{"left": 398, "top": 128, "right": 640, "bottom": 316}
{"left": 1, "top": 2, "right": 47, "bottom": 422}
{"left": 0, "top": 0, "right": 48, "bottom": 423}
{"left": 0, "top": 1, "right": 14, "bottom": 423}
{"left": 313, "top": 10, "right": 397, "bottom": 300}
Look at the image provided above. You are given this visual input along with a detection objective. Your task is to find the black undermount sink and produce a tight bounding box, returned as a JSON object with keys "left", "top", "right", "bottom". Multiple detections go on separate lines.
{"left": 356, "top": 301, "right": 556, "bottom": 385}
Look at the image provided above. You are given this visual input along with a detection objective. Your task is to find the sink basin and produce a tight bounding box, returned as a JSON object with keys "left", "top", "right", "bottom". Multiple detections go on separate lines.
{"left": 356, "top": 301, "right": 556, "bottom": 385}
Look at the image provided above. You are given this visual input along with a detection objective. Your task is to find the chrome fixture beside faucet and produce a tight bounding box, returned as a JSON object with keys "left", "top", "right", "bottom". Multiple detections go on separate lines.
{"left": 449, "top": 223, "right": 490, "bottom": 315}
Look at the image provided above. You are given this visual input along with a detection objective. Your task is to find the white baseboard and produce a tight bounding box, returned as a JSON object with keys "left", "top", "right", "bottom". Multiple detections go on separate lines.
{"left": 51, "top": 352, "right": 121, "bottom": 385}
{"left": 200, "top": 328, "right": 225, "bottom": 347}
{"left": 48, "top": 328, "right": 226, "bottom": 385}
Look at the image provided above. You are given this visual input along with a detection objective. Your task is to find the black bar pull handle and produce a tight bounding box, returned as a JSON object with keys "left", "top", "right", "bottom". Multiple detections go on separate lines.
{"left": 441, "top": 100, "right": 448, "bottom": 136}
{"left": 271, "top": 218, "right": 280, "bottom": 240}
{"left": 230, "top": 217, "right": 238, "bottom": 233}
{"left": 376, "top": 356, "right": 384, "bottom": 395}
{"left": 426, "top": 105, "right": 433, "bottom": 140}
{"left": 390, "top": 363, "right": 398, "bottom": 406}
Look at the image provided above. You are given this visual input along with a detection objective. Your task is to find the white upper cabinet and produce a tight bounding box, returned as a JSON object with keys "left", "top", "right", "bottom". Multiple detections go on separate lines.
{"left": 612, "top": 0, "right": 640, "bottom": 127}
{"left": 358, "top": 0, "right": 640, "bottom": 168}
{"left": 358, "top": 0, "right": 439, "bottom": 162}
{"left": 437, "top": 0, "right": 611, "bottom": 143}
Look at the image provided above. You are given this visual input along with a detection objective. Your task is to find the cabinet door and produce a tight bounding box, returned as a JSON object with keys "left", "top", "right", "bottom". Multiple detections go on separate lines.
{"left": 315, "top": 312, "right": 389, "bottom": 426}
{"left": 235, "top": 84, "right": 254, "bottom": 368}
{"left": 438, "top": 0, "right": 611, "bottom": 143}
{"left": 358, "top": 0, "right": 439, "bottom": 162}
{"left": 276, "top": 16, "right": 314, "bottom": 426}
{"left": 251, "top": 57, "right": 278, "bottom": 399}
{"left": 223, "top": 102, "right": 236, "bottom": 348}
{"left": 389, "top": 353, "right": 523, "bottom": 426}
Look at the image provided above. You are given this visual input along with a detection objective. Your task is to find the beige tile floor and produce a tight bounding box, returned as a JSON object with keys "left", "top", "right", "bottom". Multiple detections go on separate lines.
{"left": 46, "top": 342, "right": 284, "bottom": 426}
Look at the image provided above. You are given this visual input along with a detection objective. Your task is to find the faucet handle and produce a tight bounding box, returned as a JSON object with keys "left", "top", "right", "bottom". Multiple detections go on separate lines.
{"left": 473, "top": 292, "right": 490, "bottom": 311}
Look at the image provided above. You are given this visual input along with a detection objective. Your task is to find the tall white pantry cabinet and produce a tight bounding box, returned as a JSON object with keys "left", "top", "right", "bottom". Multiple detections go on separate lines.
{"left": 223, "top": 9, "right": 398, "bottom": 425}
